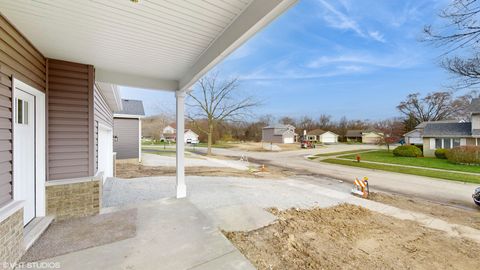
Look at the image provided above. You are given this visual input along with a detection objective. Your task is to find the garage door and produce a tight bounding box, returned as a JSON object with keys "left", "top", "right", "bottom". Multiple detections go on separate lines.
{"left": 283, "top": 137, "right": 294, "bottom": 144}
{"left": 322, "top": 135, "right": 336, "bottom": 143}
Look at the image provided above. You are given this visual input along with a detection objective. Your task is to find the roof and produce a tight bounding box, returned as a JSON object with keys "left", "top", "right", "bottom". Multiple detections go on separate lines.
{"left": 307, "top": 129, "right": 326, "bottom": 135}
{"left": 0, "top": 0, "right": 298, "bottom": 91}
{"left": 404, "top": 129, "right": 422, "bottom": 137}
{"left": 263, "top": 124, "right": 294, "bottom": 130}
{"left": 263, "top": 124, "right": 295, "bottom": 136}
{"left": 345, "top": 130, "right": 362, "bottom": 137}
{"left": 470, "top": 98, "right": 480, "bottom": 114}
{"left": 115, "top": 99, "right": 145, "bottom": 116}
{"left": 415, "top": 120, "right": 458, "bottom": 129}
{"left": 423, "top": 122, "right": 472, "bottom": 137}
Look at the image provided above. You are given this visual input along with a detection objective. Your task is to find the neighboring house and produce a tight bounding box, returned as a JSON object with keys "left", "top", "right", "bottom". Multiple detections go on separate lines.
{"left": 422, "top": 98, "right": 480, "bottom": 157}
{"left": 362, "top": 130, "right": 383, "bottom": 144}
{"left": 306, "top": 129, "right": 339, "bottom": 144}
{"left": 404, "top": 129, "right": 423, "bottom": 145}
{"left": 345, "top": 130, "right": 363, "bottom": 142}
{"left": 160, "top": 125, "right": 200, "bottom": 144}
{"left": 185, "top": 130, "right": 200, "bottom": 144}
{"left": 0, "top": 2, "right": 295, "bottom": 267}
{"left": 345, "top": 130, "right": 383, "bottom": 143}
{"left": 262, "top": 124, "right": 296, "bottom": 144}
{"left": 113, "top": 99, "right": 145, "bottom": 161}
{"left": 404, "top": 120, "right": 459, "bottom": 145}
{"left": 161, "top": 124, "right": 177, "bottom": 142}
{"left": 163, "top": 124, "right": 176, "bottom": 134}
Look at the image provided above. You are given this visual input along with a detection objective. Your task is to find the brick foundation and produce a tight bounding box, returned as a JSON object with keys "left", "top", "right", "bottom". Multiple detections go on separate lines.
{"left": 0, "top": 208, "right": 24, "bottom": 269}
{"left": 46, "top": 178, "right": 101, "bottom": 221}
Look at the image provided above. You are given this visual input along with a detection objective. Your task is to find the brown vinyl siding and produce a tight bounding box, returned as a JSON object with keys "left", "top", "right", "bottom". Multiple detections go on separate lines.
{"left": 0, "top": 15, "right": 45, "bottom": 205}
{"left": 94, "top": 86, "right": 113, "bottom": 172}
{"left": 113, "top": 118, "right": 139, "bottom": 159}
{"left": 47, "top": 59, "right": 94, "bottom": 180}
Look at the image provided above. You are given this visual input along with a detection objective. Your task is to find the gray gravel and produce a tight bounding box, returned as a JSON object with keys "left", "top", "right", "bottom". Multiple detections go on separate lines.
{"left": 103, "top": 176, "right": 342, "bottom": 212}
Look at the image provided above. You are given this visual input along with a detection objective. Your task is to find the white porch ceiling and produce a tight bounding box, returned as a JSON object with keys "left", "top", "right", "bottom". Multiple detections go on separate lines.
{"left": 0, "top": 0, "right": 297, "bottom": 91}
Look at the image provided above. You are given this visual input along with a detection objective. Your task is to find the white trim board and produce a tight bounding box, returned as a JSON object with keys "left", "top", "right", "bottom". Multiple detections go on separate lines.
{"left": 113, "top": 114, "right": 144, "bottom": 119}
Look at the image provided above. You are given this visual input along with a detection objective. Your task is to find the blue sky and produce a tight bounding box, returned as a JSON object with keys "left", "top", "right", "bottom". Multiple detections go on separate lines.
{"left": 121, "top": 0, "right": 461, "bottom": 121}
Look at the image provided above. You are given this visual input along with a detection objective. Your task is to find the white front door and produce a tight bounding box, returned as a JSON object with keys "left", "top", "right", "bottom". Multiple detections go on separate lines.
{"left": 13, "top": 89, "right": 36, "bottom": 225}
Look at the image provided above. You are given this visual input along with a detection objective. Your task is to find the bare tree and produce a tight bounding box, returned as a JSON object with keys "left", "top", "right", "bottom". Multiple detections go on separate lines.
{"left": 374, "top": 118, "right": 405, "bottom": 151}
{"left": 187, "top": 73, "right": 260, "bottom": 155}
{"left": 424, "top": 0, "right": 480, "bottom": 88}
{"left": 142, "top": 112, "right": 174, "bottom": 141}
{"left": 279, "top": 116, "right": 295, "bottom": 126}
{"left": 297, "top": 116, "right": 316, "bottom": 132}
{"left": 397, "top": 92, "right": 471, "bottom": 123}
{"left": 318, "top": 114, "right": 332, "bottom": 129}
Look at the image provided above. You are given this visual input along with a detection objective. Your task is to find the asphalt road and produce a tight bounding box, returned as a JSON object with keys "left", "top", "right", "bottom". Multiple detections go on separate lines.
{"left": 194, "top": 144, "right": 479, "bottom": 209}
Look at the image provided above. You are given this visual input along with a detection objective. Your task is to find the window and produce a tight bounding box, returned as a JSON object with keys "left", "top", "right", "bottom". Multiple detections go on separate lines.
{"left": 16, "top": 98, "right": 29, "bottom": 125}
{"left": 453, "top": 138, "right": 461, "bottom": 148}
{"left": 435, "top": 138, "right": 442, "bottom": 149}
{"left": 444, "top": 138, "right": 451, "bottom": 149}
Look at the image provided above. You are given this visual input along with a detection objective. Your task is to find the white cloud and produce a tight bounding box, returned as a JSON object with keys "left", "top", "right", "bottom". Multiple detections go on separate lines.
{"left": 318, "top": 0, "right": 364, "bottom": 36}
{"left": 306, "top": 51, "right": 418, "bottom": 69}
{"left": 317, "top": 0, "right": 385, "bottom": 43}
{"left": 368, "top": 31, "right": 386, "bottom": 43}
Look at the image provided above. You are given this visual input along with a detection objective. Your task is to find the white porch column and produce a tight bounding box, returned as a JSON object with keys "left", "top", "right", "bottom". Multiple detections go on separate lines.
{"left": 175, "top": 91, "right": 187, "bottom": 198}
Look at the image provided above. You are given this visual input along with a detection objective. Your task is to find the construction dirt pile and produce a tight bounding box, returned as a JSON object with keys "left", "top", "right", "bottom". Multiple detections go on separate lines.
{"left": 224, "top": 204, "right": 480, "bottom": 270}
{"left": 368, "top": 192, "right": 480, "bottom": 230}
{"left": 115, "top": 162, "right": 292, "bottom": 179}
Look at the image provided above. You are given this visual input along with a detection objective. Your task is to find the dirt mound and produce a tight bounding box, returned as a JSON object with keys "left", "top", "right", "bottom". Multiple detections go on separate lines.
{"left": 115, "top": 163, "right": 292, "bottom": 179}
{"left": 225, "top": 204, "right": 480, "bottom": 270}
{"left": 368, "top": 192, "right": 480, "bottom": 230}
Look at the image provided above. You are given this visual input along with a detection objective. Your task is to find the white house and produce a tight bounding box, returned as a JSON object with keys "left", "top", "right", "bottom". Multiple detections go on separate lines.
{"left": 185, "top": 130, "right": 200, "bottom": 144}
{"left": 306, "top": 129, "right": 338, "bottom": 144}
{"left": 161, "top": 125, "right": 200, "bottom": 144}
{"left": 163, "top": 125, "right": 176, "bottom": 134}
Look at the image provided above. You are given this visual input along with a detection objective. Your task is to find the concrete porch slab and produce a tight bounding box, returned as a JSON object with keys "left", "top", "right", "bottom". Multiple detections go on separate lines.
{"left": 209, "top": 205, "right": 277, "bottom": 232}
{"left": 33, "top": 198, "right": 255, "bottom": 270}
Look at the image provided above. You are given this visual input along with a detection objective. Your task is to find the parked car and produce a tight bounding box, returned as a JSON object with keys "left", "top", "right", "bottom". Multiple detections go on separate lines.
{"left": 301, "top": 140, "right": 315, "bottom": 149}
{"left": 473, "top": 187, "right": 480, "bottom": 207}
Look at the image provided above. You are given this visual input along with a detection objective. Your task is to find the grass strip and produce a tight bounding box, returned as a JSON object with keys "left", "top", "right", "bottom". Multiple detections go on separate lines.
{"left": 322, "top": 158, "right": 480, "bottom": 184}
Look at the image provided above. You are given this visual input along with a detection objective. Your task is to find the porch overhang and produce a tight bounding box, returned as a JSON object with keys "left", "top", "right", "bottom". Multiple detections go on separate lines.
{"left": 0, "top": 0, "right": 298, "bottom": 92}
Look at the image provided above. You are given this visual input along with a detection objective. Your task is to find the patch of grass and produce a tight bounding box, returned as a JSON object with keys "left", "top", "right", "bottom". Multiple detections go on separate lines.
{"left": 313, "top": 149, "right": 374, "bottom": 157}
{"left": 322, "top": 158, "right": 480, "bottom": 184}
{"left": 143, "top": 149, "right": 176, "bottom": 156}
{"left": 340, "top": 150, "right": 480, "bottom": 174}
{"left": 141, "top": 141, "right": 175, "bottom": 146}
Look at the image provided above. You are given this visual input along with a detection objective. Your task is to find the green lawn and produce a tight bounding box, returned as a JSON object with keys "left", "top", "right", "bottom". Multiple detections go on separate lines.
{"left": 322, "top": 158, "right": 480, "bottom": 184}
{"left": 142, "top": 141, "right": 175, "bottom": 146}
{"left": 313, "top": 149, "right": 375, "bottom": 157}
{"left": 142, "top": 148, "right": 177, "bottom": 156}
{"left": 340, "top": 150, "right": 480, "bottom": 174}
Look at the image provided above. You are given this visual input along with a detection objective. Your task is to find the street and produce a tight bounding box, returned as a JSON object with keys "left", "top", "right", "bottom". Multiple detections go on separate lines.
{"left": 194, "top": 144, "right": 479, "bottom": 208}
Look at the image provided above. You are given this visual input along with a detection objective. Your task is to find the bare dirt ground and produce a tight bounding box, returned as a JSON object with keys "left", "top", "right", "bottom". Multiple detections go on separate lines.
{"left": 368, "top": 192, "right": 480, "bottom": 230}
{"left": 225, "top": 204, "right": 480, "bottom": 270}
{"left": 115, "top": 162, "right": 294, "bottom": 179}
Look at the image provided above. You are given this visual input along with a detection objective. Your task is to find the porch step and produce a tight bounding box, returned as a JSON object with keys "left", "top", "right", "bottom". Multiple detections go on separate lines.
{"left": 24, "top": 216, "right": 55, "bottom": 250}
